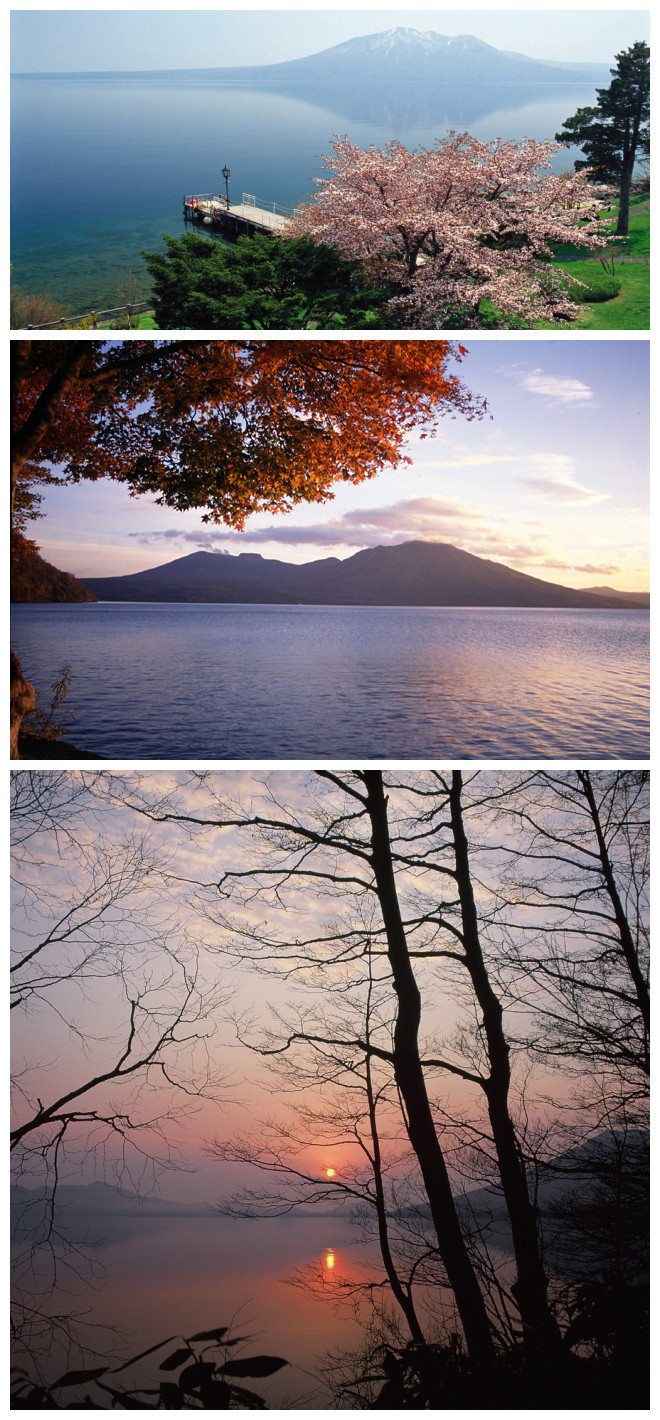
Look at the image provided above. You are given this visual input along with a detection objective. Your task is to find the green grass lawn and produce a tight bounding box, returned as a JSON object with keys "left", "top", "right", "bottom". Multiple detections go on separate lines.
{"left": 555, "top": 260, "right": 649, "bottom": 329}
{"left": 548, "top": 199, "right": 649, "bottom": 330}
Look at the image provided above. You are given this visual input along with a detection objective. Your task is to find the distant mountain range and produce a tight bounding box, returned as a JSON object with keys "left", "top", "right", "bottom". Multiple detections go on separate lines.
{"left": 12, "top": 1130, "right": 647, "bottom": 1264}
{"left": 17, "top": 28, "right": 610, "bottom": 86}
{"left": 85, "top": 542, "right": 647, "bottom": 610}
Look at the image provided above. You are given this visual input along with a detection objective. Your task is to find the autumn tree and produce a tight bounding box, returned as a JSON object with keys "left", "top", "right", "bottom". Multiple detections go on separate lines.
{"left": 10, "top": 338, "right": 484, "bottom": 754}
{"left": 287, "top": 133, "right": 611, "bottom": 328}
{"left": 11, "top": 339, "right": 484, "bottom": 530}
{"left": 555, "top": 42, "right": 650, "bottom": 236}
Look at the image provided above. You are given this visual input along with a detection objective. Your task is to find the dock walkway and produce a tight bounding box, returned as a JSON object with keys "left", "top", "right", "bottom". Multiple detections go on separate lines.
{"left": 183, "top": 192, "right": 292, "bottom": 240}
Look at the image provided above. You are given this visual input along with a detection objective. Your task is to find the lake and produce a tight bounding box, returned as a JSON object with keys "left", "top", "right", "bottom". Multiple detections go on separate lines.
{"left": 11, "top": 603, "right": 649, "bottom": 760}
{"left": 13, "top": 1207, "right": 385, "bottom": 1407}
{"left": 11, "top": 74, "right": 598, "bottom": 310}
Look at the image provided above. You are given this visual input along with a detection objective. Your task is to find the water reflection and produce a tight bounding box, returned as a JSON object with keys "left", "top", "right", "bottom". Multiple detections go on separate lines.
{"left": 11, "top": 74, "right": 598, "bottom": 306}
{"left": 11, "top": 604, "right": 649, "bottom": 760}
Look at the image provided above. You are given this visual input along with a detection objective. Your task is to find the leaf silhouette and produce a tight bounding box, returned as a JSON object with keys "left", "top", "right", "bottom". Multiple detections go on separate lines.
{"left": 188, "top": 1326, "right": 230, "bottom": 1343}
{"left": 114, "top": 1336, "right": 177, "bottom": 1373}
{"left": 178, "top": 1361, "right": 216, "bottom": 1395}
{"left": 219, "top": 1355, "right": 288, "bottom": 1378}
{"left": 159, "top": 1347, "right": 194, "bottom": 1372}
{"left": 53, "top": 1367, "right": 109, "bottom": 1387}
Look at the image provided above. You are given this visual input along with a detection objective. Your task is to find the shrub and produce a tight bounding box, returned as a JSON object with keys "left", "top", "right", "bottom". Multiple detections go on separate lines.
{"left": 563, "top": 270, "right": 622, "bottom": 303}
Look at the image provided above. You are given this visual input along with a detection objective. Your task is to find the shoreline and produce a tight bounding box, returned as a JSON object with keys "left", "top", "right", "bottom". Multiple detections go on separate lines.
{"left": 17, "top": 733, "right": 106, "bottom": 761}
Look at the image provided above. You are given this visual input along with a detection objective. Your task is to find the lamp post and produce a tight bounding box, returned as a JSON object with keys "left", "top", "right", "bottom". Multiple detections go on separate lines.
{"left": 222, "top": 165, "right": 230, "bottom": 210}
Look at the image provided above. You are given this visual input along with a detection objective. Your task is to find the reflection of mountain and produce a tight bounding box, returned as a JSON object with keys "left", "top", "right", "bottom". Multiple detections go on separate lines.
{"left": 86, "top": 543, "right": 643, "bottom": 611}
{"left": 211, "top": 78, "right": 600, "bottom": 133}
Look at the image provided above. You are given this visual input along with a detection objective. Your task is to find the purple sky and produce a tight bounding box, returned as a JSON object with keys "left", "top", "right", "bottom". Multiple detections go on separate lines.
{"left": 35, "top": 339, "right": 649, "bottom": 593}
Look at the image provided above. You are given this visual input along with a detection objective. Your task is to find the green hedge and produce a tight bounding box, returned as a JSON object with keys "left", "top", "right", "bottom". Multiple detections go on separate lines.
{"left": 563, "top": 270, "right": 623, "bottom": 304}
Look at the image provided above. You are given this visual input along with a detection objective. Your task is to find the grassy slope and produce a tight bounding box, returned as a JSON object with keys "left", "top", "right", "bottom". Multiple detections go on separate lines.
{"left": 550, "top": 198, "right": 649, "bottom": 330}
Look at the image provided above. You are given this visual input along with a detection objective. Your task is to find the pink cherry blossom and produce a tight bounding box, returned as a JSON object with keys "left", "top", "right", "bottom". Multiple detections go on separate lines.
{"left": 287, "top": 133, "right": 614, "bottom": 327}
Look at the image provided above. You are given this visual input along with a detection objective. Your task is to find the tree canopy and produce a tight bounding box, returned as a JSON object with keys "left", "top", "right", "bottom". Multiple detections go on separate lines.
{"left": 11, "top": 339, "right": 485, "bottom": 530}
{"left": 142, "top": 232, "right": 390, "bottom": 330}
{"left": 555, "top": 42, "right": 650, "bottom": 236}
{"left": 287, "top": 133, "right": 611, "bottom": 328}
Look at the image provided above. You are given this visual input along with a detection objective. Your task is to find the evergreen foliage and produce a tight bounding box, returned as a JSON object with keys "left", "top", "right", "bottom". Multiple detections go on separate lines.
{"left": 555, "top": 42, "right": 650, "bottom": 235}
{"left": 142, "top": 232, "right": 389, "bottom": 329}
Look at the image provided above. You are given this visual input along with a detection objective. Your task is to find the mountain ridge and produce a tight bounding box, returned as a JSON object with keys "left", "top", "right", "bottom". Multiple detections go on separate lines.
{"left": 84, "top": 542, "right": 645, "bottom": 610}
{"left": 14, "top": 28, "right": 610, "bottom": 84}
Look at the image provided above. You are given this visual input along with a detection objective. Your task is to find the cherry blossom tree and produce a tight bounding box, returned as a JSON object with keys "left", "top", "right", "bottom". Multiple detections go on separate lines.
{"left": 288, "top": 133, "right": 612, "bottom": 328}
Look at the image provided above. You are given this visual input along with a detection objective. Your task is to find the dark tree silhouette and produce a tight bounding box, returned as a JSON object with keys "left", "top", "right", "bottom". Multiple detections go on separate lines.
{"left": 555, "top": 42, "right": 650, "bottom": 235}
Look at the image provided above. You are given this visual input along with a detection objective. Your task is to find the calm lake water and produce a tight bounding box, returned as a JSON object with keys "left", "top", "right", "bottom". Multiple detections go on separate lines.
{"left": 11, "top": 75, "right": 597, "bottom": 309}
{"left": 15, "top": 1209, "right": 383, "bottom": 1408}
{"left": 11, "top": 603, "right": 649, "bottom": 760}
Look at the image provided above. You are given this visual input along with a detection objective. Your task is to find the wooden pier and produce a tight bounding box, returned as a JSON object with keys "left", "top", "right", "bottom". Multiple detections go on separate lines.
{"left": 183, "top": 192, "right": 292, "bottom": 240}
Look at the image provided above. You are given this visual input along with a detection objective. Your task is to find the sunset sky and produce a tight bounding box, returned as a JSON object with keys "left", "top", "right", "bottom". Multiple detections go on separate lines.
{"left": 10, "top": 770, "right": 609, "bottom": 1200}
{"left": 34, "top": 340, "right": 649, "bottom": 593}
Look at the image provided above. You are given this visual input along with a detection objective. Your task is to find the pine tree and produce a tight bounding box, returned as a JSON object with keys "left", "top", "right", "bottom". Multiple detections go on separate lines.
{"left": 556, "top": 42, "right": 650, "bottom": 237}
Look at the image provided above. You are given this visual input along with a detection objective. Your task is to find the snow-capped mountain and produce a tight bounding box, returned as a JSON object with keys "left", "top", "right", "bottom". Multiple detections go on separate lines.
{"left": 200, "top": 28, "right": 609, "bottom": 85}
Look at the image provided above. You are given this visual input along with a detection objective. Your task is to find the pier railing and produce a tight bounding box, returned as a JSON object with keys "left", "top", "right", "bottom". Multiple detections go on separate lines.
{"left": 183, "top": 193, "right": 294, "bottom": 231}
{"left": 241, "top": 193, "right": 293, "bottom": 218}
{"left": 24, "top": 301, "right": 151, "bottom": 330}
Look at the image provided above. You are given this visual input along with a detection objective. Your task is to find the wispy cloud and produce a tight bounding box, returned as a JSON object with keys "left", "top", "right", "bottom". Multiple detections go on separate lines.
{"left": 507, "top": 366, "right": 595, "bottom": 406}
{"left": 574, "top": 562, "right": 621, "bottom": 575}
{"left": 521, "top": 454, "right": 608, "bottom": 506}
{"left": 129, "top": 497, "right": 486, "bottom": 551}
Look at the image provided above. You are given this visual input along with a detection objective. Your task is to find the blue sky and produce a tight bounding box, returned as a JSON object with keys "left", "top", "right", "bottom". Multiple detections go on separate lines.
{"left": 11, "top": 8, "right": 649, "bottom": 72}
{"left": 34, "top": 339, "right": 649, "bottom": 593}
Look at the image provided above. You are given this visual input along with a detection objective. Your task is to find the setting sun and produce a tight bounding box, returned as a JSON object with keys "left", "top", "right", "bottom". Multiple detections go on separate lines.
{"left": 325, "top": 1167, "right": 336, "bottom": 1177}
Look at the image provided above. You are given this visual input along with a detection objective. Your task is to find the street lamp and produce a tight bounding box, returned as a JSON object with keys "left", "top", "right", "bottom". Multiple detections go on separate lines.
{"left": 222, "top": 165, "right": 230, "bottom": 210}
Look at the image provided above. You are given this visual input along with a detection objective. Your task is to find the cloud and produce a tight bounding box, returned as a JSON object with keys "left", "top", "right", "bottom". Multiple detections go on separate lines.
{"left": 129, "top": 496, "right": 489, "bottom": 552}
{"left": 521, "top": 454, "right": 608, "bottom": 506}
{"left": 412, "top": 454, "right": 514, "bottom": 469}
{"left": 509, "top": 366, "right": 595, "bottom": 406}
{"left": 574, "top": 562, "right": 621, "bottom": 575}
{"left": 127, "top": 498, "right": 563, "bottom": 575}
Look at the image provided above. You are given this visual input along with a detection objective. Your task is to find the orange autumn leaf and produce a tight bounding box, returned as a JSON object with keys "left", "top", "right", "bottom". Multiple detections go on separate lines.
{"left": 11, "top": 339, "right": 486, "bottom": 530}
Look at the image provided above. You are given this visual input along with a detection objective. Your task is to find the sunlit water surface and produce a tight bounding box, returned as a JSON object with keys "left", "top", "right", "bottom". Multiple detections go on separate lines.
{"left": 16, "top": 1212, "right": 389, "bottom": 1408}
{"left": 11, "top": 76, "right": 599, "bottom": 309}
{"left": 11, "top": 603, "right": 649, "bottom": 760}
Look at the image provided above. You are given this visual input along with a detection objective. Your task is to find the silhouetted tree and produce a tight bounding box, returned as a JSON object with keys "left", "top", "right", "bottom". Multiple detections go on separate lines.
{"left": 11, "top": 773, "right": 227, "bottom": 1371}
{"left": 555, "top": 42, "right": 650, "bottom": 235}
{"left": 492, "top": 770, "right": 649, "bottom": 1098}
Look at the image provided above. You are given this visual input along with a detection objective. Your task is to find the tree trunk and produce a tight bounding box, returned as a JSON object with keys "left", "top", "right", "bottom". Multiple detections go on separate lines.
{"left": 449, "top": 771, "right": 562, "bottom": 1356}
{"left": 363, "top": 770, "right": 495, "bottom": 1362}
{"left": 615, "top": 109, "right": 643, "bottom": 237}
{"left": 10, "top": 342, "right": 92, "bottom": 516}
{"left": 364, "top": 1045, "right": 426, "bottom": 1344}
{"left": 10, "top": 650, "right": 36, "bottom": 760}
{"left": 577, "top": 771, "right": 650, "bottom": 1064}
